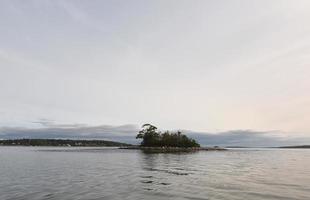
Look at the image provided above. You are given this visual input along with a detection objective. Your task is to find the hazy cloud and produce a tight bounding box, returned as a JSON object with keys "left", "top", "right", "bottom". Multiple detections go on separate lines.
{"left": 1, "top": 122, "right": 309, "bottom": 147}
{"left": 186, "top": 130, "right": 310, "bottom": 147}
{"left": 0, "top": 121, "right": 139, "bottom": 144}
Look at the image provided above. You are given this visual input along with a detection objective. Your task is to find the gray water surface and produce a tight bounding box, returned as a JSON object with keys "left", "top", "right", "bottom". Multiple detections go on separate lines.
{"left": 0, "top": 147, "right": 309, "bottom": 200}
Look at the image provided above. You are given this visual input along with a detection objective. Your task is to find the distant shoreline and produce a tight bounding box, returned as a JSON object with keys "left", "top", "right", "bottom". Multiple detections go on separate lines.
{"left": 0, "top": 139, "right": 131, "bottom": 147}
{"left": 278, "top": 145, "right": 310, "bottom": 149}
{"left": 227, "top": 145, "right": 310, "bottom": 149}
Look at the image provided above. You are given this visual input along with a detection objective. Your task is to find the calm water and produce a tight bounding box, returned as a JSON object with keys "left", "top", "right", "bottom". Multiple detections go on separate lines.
{"left": 0, "top": 147, "right": 310, "bottom": 200}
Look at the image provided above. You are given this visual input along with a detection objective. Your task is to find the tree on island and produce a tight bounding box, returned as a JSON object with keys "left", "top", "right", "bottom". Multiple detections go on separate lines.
{"left": 136, "top": 124, "right": 200, "bottom": 148}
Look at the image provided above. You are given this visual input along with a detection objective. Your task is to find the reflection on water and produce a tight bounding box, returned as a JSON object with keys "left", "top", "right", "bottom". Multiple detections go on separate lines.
{"left": 0, "top": 147, "right": 310, "bottom": 200}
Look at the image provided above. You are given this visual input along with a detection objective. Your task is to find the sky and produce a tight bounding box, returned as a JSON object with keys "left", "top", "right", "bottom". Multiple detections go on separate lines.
{"left": 1, "top": 0, "right": 310, "bottom": 145}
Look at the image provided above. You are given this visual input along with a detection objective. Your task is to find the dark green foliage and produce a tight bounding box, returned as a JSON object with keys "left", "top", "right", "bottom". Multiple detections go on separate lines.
{"left": 0, "top": 139, "right": 130, "bottom": 147}
{"left": 136, "top": 124, "right": 200, "bottom": 148}
{"left": 136, "top": 124, "right": 160, "bottom": 146}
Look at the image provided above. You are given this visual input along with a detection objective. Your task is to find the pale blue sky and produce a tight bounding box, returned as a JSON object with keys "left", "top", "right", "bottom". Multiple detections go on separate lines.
{"left": 1, "top": 0, "right": 310, "bottom": 137}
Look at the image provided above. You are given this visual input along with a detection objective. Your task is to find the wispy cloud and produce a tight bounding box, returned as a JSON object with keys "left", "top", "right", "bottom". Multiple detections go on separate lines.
{"left": 56, "top": 0, "right": 106, "bottom": 33}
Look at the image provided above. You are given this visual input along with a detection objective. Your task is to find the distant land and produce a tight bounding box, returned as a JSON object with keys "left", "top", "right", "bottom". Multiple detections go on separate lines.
{"left": 0, "top": 139, "right": 131, "bottom": 147}
{"left": 227, "top": 145, "right": 310, "bottom": 149}
{"left": 278, "top": 145, "right": 310, "bottom": 149}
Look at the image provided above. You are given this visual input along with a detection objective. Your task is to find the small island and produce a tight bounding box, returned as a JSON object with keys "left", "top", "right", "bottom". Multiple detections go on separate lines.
{"left": 121, "top": 124, "right": 226, "bottom": 152}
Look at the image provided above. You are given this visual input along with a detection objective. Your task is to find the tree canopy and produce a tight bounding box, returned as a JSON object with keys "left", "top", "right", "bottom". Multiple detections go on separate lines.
{"left": 136, "top": 124, "right": 200, "bottom": 148}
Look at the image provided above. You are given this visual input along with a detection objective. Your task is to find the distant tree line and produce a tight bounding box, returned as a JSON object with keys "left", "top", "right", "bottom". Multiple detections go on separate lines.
{"left": 0, "top": 139, "right": 129, "bottom": 147}
{"left": 136, "top": 124, "right": 200, "bottom": 148}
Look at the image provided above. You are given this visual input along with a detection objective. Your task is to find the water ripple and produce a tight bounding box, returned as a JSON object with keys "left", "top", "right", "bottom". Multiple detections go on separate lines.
{"left": 0, "top": 147, "right": 310, "bottom": 200}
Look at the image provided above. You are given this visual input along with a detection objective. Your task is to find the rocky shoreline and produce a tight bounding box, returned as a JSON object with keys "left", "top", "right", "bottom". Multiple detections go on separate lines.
{"left": 120, "top": 146, "right": 227, "bottom": 153}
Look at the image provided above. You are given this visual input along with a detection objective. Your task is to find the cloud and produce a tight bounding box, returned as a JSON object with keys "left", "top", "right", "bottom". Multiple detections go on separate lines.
{"left": 1, "top": 1, "right": 310, "bottom": 133}
{"left": 185, "top": 130, "right": 310, "bottom": 147}
{"left": 0, "top": 122, "right": 140, "bottom": 144}
{"left": 1, "top": 122, "right": 309, "bottom": 147}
